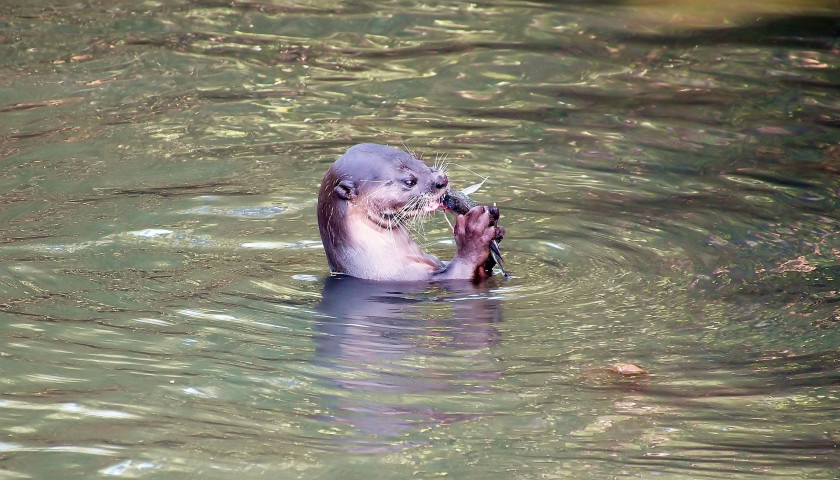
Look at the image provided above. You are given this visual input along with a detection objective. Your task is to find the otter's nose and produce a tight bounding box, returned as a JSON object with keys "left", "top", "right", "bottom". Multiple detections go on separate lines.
{"left": 434, "top": 172, "right": 448, "bottom": 190}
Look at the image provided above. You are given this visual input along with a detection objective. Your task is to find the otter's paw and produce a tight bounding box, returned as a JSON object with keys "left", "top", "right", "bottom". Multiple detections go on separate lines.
{"left": 454, "top": 205, "right": 501, "bottom": 264}
{"left": 488, "top": 205, "right": 505, "bottom": 243}
{"left": 481, "top": 206, "right": 505, "bottom": 274}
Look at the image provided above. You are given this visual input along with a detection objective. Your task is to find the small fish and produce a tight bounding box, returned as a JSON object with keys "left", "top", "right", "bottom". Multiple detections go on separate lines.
{"left": 441, "top": 188, "right": 509, "bottom": 277}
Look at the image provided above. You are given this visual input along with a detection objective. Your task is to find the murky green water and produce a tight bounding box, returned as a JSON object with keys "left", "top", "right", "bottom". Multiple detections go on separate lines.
{"left": 2, "top": 0, "right": 839, "bottom": 478}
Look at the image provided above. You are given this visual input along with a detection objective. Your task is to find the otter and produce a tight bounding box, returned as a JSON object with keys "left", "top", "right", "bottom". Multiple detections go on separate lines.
{"left": 317, "top": 143, "right": 504, "bottom": 282}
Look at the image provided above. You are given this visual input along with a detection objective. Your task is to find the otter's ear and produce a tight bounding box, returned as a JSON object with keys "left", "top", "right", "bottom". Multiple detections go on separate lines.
{"left": 334, "top": 179, "right": 357, "bottom": 201}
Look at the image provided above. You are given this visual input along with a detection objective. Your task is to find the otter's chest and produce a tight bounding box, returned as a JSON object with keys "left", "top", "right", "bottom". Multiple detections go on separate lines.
{"left": 344, "top": 222, "right": 443, "bottom": 281}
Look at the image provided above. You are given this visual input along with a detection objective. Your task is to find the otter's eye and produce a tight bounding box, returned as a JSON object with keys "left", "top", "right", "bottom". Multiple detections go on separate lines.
{"left": 403, "top": 178, "right": 417, "bottom": 188}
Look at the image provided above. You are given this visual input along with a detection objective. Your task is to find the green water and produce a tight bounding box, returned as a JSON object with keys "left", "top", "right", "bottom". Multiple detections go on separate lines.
{"left": 2, "top": 1, "right": 839, "bottom": 478}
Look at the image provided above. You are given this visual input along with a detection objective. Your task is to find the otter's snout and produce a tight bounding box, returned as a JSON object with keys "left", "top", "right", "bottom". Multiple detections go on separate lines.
{"left": 433, "top": 171, "right": 448, "bottom": 190}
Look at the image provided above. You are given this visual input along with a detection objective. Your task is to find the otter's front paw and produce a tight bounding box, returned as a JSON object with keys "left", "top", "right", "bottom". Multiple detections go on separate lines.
{"left": 482, "top": 205, "right": 505, "bottom": 273}
{"left": 454, "top": 205, "right": 502, "bottom": 266}
{"left": 487, "top": 205, "right": 505, "bottom": 243}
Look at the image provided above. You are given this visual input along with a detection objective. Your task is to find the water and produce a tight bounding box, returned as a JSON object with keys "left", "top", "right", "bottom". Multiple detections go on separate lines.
{"left": 2, "top": 0, "right": 839, "bottom": 478}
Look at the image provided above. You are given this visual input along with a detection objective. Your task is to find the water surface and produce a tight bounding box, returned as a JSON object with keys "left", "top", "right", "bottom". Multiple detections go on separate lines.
{"left": 1, "top": 0, "right": 839, "bottom": 478}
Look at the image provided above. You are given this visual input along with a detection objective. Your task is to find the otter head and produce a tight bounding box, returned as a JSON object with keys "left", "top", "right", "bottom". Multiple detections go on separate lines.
{"left": 317, "top": 144, "right": 449, "bottom": 273}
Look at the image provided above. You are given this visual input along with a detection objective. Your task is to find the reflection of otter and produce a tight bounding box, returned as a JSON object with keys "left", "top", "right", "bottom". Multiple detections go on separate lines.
{"left": 312, "top": 276, "right": 503, "bottom": 451}
{"left": 317, "top": 143, "right": 504, "bottom": 282}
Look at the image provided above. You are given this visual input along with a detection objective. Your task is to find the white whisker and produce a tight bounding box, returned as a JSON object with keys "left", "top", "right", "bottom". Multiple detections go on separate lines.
{"left": 400, "top": 140, "right": 416, "bottom": 159}
{"left": 433, "top": 153, "right": 450, "bottom": 174}
{"left": 446, "top": 162, "right": 489, "bottom": 183}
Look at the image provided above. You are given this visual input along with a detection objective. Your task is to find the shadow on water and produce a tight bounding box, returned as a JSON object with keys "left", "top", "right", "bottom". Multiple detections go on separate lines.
{"left": 310, "top": 275, "right": 503, "bottom": 453}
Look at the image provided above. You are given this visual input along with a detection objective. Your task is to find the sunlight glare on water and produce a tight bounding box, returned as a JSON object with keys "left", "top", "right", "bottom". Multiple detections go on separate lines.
{"left": 1, "top": 0, "right": 839, "bottom": 478}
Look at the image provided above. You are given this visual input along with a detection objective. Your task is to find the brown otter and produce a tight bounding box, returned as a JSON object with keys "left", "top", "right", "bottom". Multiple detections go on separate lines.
{"left": 317, "top": 143, "right": 504, "bottom": 282}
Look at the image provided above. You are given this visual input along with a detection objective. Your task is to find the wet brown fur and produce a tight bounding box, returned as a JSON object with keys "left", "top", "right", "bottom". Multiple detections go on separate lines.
{"left": 317, "top": 143, "right": 502, "bottom": 282}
